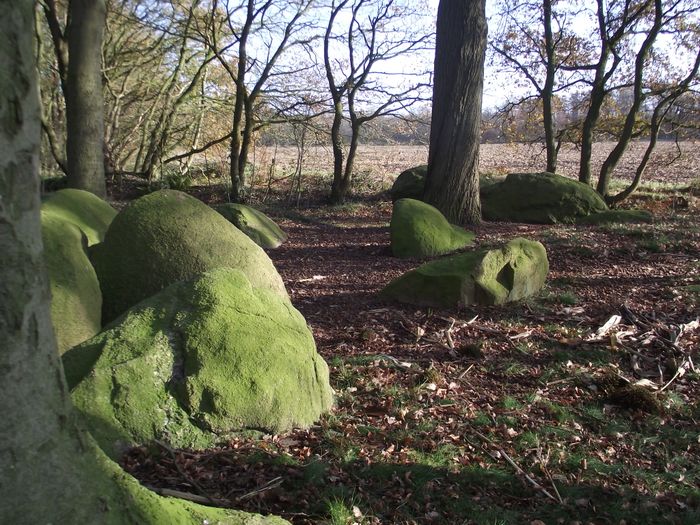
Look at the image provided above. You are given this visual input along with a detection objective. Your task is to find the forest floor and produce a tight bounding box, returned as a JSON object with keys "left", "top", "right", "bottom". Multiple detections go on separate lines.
{"left": 120, "top": 149, "right": 700, "bottom": 525}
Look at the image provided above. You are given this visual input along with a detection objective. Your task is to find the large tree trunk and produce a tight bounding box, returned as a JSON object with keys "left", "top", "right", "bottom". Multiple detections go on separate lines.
{"left": 65, "top": 0, "right": 107, "bottom": 197}
{"left": 0, "top": 4, "right": 284, "bottom": 523}
{"left": 423, "top": 0, "right": 487, "bottom": 225}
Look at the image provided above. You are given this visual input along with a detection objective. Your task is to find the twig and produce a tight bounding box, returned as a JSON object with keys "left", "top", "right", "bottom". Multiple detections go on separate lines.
{"left": 445, "top": 318, "right": 456, "bottom": 350}
{"left": 658, "top": 358, "right": 689, "bottom": 392}
{"left": 145, "top": 486, "right": 229, "bottom": 506}
{"left": 468, "top": 428, "right": 561, "bottom": 504}
{"left": 458, "top": 364, "right": 474, "bottom": 380}
{"left": 235, "top": 476, "right": 283, "bottom": 501}
{"left": 537, "top": 450, "right": 564, "bottom": 504}
{"left": 498, "top": 448, "right": 560, "bottom": 503}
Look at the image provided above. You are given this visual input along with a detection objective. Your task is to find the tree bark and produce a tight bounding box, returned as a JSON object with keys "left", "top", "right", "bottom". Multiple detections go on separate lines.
{"left": 423, "top": 0, "right": 487, "bottom": 225}
{"left": 65, "top": 0, "right": 107, "bottom": 197}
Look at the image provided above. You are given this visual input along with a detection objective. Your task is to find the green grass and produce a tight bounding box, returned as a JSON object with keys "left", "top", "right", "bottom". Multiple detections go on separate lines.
{"left": 502, "top": 396, "right": 522, "bottom": 411}
{"left": 325, "top": 496, "right": 354, "bottom": 525}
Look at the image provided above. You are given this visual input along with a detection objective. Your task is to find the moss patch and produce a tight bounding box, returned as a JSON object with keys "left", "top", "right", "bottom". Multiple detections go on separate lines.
{"left": 64, "top": 268, "right": 333, "bottom": 459}
{"left": 381, "top": 238, "right": 549, "bottom": 307}
{"left": 215, "top": 203, "right": 288, "bottom": 249}
{"left": 41, "top": 188, "right": 117, "bottom": 246}
{"left": 41, "top": 212, "right": 102, "bottom": 354}
{"left": 390, "top": 198, "right": 475, "bottom": 258}
{"left": 481, "top": 172, "right": 608, "bottom": 224}
{"left": 91, "top": 190, "right": 288, "bottom": 323}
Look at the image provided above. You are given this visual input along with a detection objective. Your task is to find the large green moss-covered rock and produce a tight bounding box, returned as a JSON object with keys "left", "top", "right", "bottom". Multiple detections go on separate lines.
{"left": 41, "top": 188, "right": 117, "bottom": 246}
{"left": 390, "top": 198, "right": 475, "bottom": 258}
{"left": 390, "top": 165, "right": 427, "bottom": 201}
{"left": 63, "top": 268, "right": 333, "bottom": 459}
{"left": 381, "top": 238, "right": 548, "bottom": 308}
{"left": 41, "top": 212, "right": 102, "bottom": 354}
{"left": 91, "top": 190, "right": 287, "bottom": 323}
{"left": 577, "top": 209, "right": 653, "bottom": 225}
{"left": 215, "top": 203, "right": 288, "bottom": 249}
{"left": 481, "top": 172, "right": 608, "bottom": 224}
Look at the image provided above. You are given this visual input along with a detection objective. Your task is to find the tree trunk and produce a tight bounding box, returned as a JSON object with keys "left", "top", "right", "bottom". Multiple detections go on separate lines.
{"left": 596, "top": 0, "right": 662, "bottom": 198}
{"left": 331, "top": 121, "right": 360, "bottom": 204}
{"left": 542, "top": 0, "right": 557, "bottom": 173}
{"left": 65, "top": 0, "right": 107, "bottom": 197}
{"left": 578, "top": 62, "right": 608, "bottom": 184}
{"left": 423, "top": 0, "right": 487, "bottom": 225}
{"left": 329, "top": 100, "right": 346, "bottom": 203}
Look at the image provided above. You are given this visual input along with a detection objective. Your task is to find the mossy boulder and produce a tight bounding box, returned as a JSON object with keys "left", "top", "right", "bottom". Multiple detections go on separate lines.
{"left": 41, "top": 212, "right": 102, "bottom": 354}
{"left": 41, "top": 188, "right": 117, "bottom": 246}
{"left": 481, "top": 172, "right": 608, "bottom": 224}
{"left": 390, "top": 198, "right": 475, "bottom": 258}
{"left": 577, "top": 209, "right": 653, "bottom": 225}
{"left": 91, "top": 189, "right": 287, "bottom": 323}
{"left": 381, "top": 238, "right": 548, "bottom": 308}
{"left": 215, "top": 203, "right": 288, "bottom": 249}
{"left": 63, "top": 268, "right": 333, "bottom": 459}
{"left": 390, "top": 165, "right": 427, "bottom": 201}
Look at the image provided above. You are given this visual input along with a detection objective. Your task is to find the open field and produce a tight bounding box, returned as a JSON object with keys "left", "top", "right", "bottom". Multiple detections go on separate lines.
{"left": 245, "top": 141, "right": 700, "bottom": 193}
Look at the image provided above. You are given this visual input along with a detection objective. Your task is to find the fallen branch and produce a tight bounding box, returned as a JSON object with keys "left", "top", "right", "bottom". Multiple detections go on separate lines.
{"left": 498, "top": 448, "right": 561, "bottom": 503}
{"left": 235, "top": 476, "right": 283, "bottom": 501}
{"left": 468, "top": 428, "right": 561, "bottom": 504}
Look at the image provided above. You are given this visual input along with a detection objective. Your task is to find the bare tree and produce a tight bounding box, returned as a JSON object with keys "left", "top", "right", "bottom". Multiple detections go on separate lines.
{"left": 488, "top": 0, "right": 700, "bottom": 203}
{"left": 200, "top": 0, "right": 316, "bottom": 202}
{"left": 489, "top": 0, "right": 586, "bottom": 173}
{"left": 323, "top": 0, "right": 433, "bottom": 203}
{"left": 423, "top": 0, "right": 487, "bottom": 225}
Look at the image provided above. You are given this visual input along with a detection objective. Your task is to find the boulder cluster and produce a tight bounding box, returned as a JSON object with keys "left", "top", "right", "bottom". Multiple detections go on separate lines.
{"left": 44, "top": 169, "right": 650, "bottom": 458}
{"left": 42, "top": 189, "right": 332, "bottom": 458}
{"left": 386, "top": 197, "right": 548, "bottom": 307}
{"left": 384, "top": 167, "right": 653, "bottom": 308}
{"left": 391, "top": 167, "right": 654, "bottom": 225}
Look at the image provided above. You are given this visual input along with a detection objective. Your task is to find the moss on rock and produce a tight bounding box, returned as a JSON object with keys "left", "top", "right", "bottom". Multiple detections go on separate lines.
{"left": 63, "top": 268, "right": 333, "bottom": 459}
{"left": 41, "top": 212, "right": 102, "bottom": 354}
{"left": 481, "top": 172, "right": 608, "bottom": 224}
{"left": 41, "top": 188, "right": 117, "bottom": 246}
{"left": 215, "top": 203, "right": 288, "bottom": 249}
{"left": 91, "top": 190, "right": 287, "bottom": 323}
{"left": 381, "top": 238, "right": 548, "bottom": 308}
{"left": 390, "top": 165, "right": 427, "bottom": 201}
{"left": 577, "top": 209, "right": 653, "bottom": 225}
{"left": 390, "top": 198, "right": 474, "bottom": 258}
